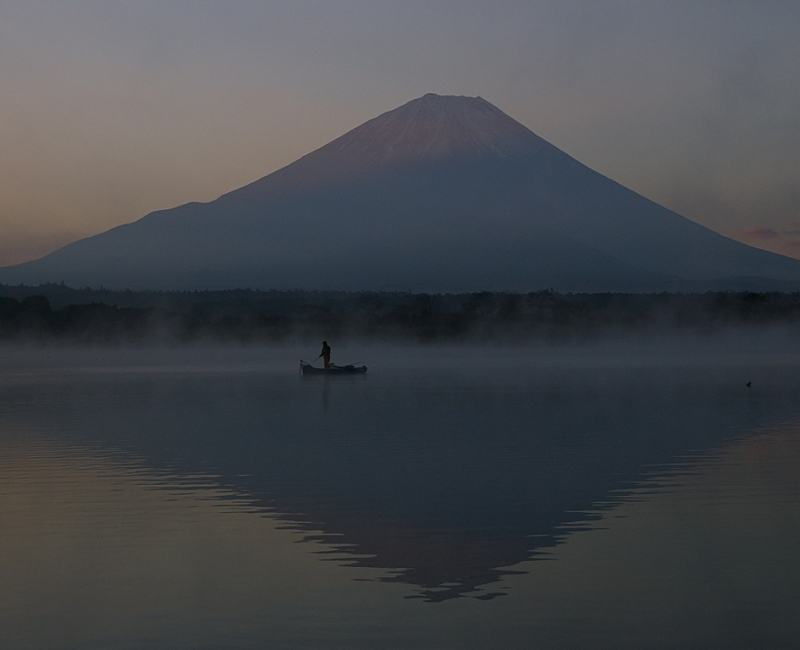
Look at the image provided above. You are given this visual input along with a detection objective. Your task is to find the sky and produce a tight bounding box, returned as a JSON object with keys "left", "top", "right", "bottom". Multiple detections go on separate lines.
{"left": 1, "top": 1, "right": 799, "bottom": 266}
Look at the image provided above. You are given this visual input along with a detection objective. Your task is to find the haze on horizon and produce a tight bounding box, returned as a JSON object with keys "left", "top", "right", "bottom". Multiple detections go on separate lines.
{"left": 1, "top": 1, "right": 799, "bottom": 267}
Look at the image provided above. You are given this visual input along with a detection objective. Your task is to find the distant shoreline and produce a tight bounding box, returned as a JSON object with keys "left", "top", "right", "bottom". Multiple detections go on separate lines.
{"left": 2, "top": 283, "right": 800, "bottom": 346}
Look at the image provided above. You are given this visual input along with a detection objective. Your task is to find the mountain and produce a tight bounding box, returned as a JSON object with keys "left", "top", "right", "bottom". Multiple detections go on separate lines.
{"left": 3, "top": 93, "right": 800, "bottom": 292}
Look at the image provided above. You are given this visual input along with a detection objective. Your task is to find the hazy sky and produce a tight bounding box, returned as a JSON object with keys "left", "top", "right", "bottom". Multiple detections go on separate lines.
{"left": 2, "top": 1, "right": 799, "bottom": 265}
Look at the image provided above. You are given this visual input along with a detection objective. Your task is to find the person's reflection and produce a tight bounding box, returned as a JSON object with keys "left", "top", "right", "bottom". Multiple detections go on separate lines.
{"left": 322, "top": 376, "right": 331, "bottom": 411}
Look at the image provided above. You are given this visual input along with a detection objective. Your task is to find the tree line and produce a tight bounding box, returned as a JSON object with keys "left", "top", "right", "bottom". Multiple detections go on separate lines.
{"left": 2, "top": 284, "right": 800, "bottom": 344}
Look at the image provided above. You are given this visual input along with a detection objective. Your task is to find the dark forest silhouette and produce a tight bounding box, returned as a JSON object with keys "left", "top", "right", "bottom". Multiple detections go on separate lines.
{"left": 2, "top": 283, "right": 800, "bottom": 344}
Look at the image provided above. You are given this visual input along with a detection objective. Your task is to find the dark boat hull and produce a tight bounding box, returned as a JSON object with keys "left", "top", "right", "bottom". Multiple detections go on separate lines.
{"left": 300, "top": 362, "right": 367, "bottom": 375}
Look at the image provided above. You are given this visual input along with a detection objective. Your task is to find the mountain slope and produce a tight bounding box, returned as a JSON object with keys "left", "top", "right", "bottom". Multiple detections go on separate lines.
{"left": 2, "top": 93, "right": 799, "bottom": 292}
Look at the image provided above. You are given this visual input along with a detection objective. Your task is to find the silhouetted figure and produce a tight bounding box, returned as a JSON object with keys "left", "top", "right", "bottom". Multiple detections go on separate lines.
{"left": 320, "top": 341, "right": 331, "bottom": 369}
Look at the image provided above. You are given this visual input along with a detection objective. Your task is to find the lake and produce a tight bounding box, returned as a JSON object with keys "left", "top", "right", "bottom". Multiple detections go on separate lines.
{"left": 2, "top": 343, "right": 800, "bottom": 649}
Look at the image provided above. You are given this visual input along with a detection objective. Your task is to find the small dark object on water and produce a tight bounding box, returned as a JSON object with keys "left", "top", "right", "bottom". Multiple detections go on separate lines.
{"left": 746, "top": 381, "right": 751, "bottom": 388}
{"left": 300, "top": 360, "right": 367, "bottom": 375}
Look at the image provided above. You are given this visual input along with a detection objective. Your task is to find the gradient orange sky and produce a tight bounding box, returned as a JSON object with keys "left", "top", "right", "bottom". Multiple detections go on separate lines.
{"left": 2, "top": 1, "right": 799, "bottom": 266}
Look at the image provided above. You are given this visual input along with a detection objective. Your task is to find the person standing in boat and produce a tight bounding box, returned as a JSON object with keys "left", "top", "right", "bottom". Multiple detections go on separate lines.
{"left": 319, "top": 340, "right": 331, "bottom": 369}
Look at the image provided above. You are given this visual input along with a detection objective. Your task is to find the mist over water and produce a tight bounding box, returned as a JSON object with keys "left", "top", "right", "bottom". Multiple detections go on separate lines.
{"left": 2, "top": 340, "right": 800, "bottom": 648}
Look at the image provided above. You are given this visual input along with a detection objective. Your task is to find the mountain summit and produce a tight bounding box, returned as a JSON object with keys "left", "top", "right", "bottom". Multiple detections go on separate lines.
{"left": 3, "top": 93, "right": 800, "bottom": 292}
{"left": 234, "top": 93, "right": 552, "bottom": 194}
{"left": 305, "top": 93, "right": 548, "bottom": 164}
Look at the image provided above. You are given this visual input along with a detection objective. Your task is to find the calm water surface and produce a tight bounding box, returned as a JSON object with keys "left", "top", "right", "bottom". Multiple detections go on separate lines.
{"left": 2, "top": 345, "right": 800, "bottom": 649}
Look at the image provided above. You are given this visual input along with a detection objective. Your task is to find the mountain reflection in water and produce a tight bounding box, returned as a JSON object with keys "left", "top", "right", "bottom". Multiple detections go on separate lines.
{"left": 3, "top": 348, "right": 799, "bottom": 603}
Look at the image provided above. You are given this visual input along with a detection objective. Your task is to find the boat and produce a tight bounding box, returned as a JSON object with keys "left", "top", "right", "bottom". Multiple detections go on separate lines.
{"left": 300, "top": 360, "right": 367, "bottom": 375}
